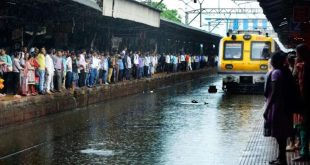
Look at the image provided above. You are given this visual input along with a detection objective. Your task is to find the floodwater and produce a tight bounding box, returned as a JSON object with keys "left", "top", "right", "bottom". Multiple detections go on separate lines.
{"left": 0, "top": 75, "right": 265, "bottom": 165}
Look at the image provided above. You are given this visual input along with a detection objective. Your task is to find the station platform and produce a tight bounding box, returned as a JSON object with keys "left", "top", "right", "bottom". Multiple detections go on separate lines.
{"left": 239, "top": 112, "right": 310, "bottom": 165}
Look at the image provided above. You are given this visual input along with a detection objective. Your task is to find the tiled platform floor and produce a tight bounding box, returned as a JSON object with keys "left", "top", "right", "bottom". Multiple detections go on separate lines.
{"left": 239, "top": 115, "right": 310, "bottom": 165}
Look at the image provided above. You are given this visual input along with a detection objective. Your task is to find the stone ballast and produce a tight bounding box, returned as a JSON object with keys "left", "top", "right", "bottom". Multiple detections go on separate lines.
{"left": 0, "top": 69, "right": 216, "bottom": 127}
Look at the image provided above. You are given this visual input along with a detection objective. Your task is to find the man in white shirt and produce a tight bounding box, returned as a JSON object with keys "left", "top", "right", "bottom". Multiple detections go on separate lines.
{"left": 144, "top": 53, "right": 151, "bottom": 77}
{"left": 65, "top": 53, "right": 73, "bottom": 89}
{"left": 154, "top": 54, "right": 159, "bottom": 74}
{"left": 125, "top": 53, "right": 132, "bottom": 80}
{"left": 78, "top": 51, "right": 87, "bottom": 87}
{"left": 122, "top": 48, "right": 127, "bottom": 56}
{"left": 165, "top": 53, "right": 171, "bottom": 73}
{"left": 133, "top": 52, "right": 139, "bottom": 78}
{"left": 89, "top": 52, "right": 100, "bottom": 87}
{"left": 52, "top": 50, "right": 63, "bottom": 92}
{"left": 100, "top": 53, "right": 109, "bottom": 84}
{"left": 150, "top": 54, "right": 156, "bottom": 75}
{"left": 45, "top": 50, "right": 55, "bottom": 94}
{"left": 180, "top": 53, "right": 186, "bottom": 71}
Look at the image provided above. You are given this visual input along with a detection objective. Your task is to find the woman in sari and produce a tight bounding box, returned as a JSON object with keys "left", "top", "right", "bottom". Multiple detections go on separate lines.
{"left": 21, "top": 53, "right": 29, "bottom": 96}
{"left": 27, "top": 54, "right": 37, "bottom": 96}
{"left": 264, "top": 51, "right": 294, "bottom": 165}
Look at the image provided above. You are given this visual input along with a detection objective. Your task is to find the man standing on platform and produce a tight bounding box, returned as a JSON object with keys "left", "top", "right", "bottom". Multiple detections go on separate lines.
{"left": 89, "top": 52, "right": 100, "bottom": 87}
{"left": 78, "top": 50, "right": 87, "bottom": 87}
{"left": 37, "top": 48, "right": 46, "bottom": 95}
{"left": 45, "top": 49, "right": 55, "bottom": 94}
{"left": 124, "top": 52, "right": 132, "bottom": 80}
{"left": 180, "top": 53, "right": 186, "bottom": 71}
{"left": 165, "top": 53, "right": 171, "bottom": 73}
{"left": 133, "top": 52, "right": 139, "bottom": 79}
{"left": 53, "top": 51, "right": 63, "bottom": 92}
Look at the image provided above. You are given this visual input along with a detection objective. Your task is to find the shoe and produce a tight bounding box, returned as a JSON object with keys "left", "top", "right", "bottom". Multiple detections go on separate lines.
{"left": 269, "top": 159, "right": 279, "bottom": 164}
{"left": 292, "top": 156, "right": 310, "bottom": 161}
{"left": 269, "top": 159, "right": 287, "bottom": 165}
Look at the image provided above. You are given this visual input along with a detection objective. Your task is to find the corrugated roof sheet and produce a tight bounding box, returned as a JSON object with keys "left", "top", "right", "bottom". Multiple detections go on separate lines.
{"left": 160, "top": 18, "right": 222, "bottom": 38}
{"left": 72, "top": 0, "right": 102, "bottom": 11}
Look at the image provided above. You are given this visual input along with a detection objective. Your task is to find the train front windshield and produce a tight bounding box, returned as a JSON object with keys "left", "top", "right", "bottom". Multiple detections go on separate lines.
{"left": 224, "top": 42, "right": 243, "bottom": 60}
{"left": 251, "top": 42, "right": 271, "bottom": 60}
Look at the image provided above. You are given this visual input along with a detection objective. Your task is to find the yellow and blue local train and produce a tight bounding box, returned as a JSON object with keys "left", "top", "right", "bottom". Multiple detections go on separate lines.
{"left": 218, "top": 32, "right": 275, "bottom": 93}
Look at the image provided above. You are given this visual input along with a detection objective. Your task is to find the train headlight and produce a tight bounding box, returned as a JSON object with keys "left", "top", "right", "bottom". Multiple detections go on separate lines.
{"left": 260, "top": 64, "right": 268, "bottom": 70}
{"left": 225, "top": 64, "right": 233, "bottom": 69}
{"left": 231, "top": 35, "right": 237, "bottom": 40}
{"left": 243, "top": 34, "right": 252, "bottom": 40}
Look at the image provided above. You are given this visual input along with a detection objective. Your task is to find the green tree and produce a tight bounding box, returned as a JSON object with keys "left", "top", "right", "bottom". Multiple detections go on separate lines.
{"left": 148, "top": 1, "right": 182, "bottom": 23}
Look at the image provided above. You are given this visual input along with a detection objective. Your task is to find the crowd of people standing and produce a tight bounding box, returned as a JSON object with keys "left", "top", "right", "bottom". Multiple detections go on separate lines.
{"left": 264, "top": 44, "right": 310, "bottom": 165}
{"left": 0, "top": 47, "right": 212, "bottom": 98}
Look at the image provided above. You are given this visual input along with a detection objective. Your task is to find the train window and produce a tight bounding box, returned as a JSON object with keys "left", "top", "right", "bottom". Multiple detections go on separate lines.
{"left": 224, "top": 42, "right": 243, "bottom": 60}
{"left": 251, "top": 42, "right": 271, "bottom": 60}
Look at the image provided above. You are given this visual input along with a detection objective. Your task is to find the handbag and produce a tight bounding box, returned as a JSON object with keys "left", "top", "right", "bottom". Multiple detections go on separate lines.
{"left": 263, "top": 120, "right": 271, "bottom": 137}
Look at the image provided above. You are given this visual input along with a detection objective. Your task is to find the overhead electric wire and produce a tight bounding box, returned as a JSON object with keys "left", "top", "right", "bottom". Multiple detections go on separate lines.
{"left": 178, "top": 0, "right": 195, "bottom": 10}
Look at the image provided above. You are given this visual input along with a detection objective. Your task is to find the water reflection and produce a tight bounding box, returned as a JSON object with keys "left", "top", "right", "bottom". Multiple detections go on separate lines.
{"left": 0, "top": 75, "right": 264, "bottom": 165}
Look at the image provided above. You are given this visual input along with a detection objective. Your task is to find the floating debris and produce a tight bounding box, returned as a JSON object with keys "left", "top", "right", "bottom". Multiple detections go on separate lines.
{"left": 208, "top": 85, "right": 217, "bottom": 93}
{"left": 181, "top": 103, "right": 204, "bottom": 105}
{"left": 180, "top": 100, "right": 208, "bottom": 105}
{"left": 191, "top": 100, "right": 198, "bottom": 103}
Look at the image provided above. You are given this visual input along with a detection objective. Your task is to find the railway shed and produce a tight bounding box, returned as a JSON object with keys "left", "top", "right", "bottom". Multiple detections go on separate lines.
{"left": 0, "top": 0, "right": 221, "bottom": 54}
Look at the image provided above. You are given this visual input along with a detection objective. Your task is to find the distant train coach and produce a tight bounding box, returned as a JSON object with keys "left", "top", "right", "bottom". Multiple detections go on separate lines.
{"left": 218, "top": 31, "right": 275, "bottom": 93}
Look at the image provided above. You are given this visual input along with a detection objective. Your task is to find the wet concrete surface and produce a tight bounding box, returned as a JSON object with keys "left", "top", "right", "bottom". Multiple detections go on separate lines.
{"left": 0, "top": 75, "right": 265, "bottom": 165}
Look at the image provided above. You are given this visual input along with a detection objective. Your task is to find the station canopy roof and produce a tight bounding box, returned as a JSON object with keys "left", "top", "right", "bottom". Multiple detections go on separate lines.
{"left": 0, "top": 0, "right": 221, "bottom": 41}
{"left": 258, "top": 0, "right": 310, "bottom": 47}
{"left": 160, "top": 18, "right": 222, "bottom": 41}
